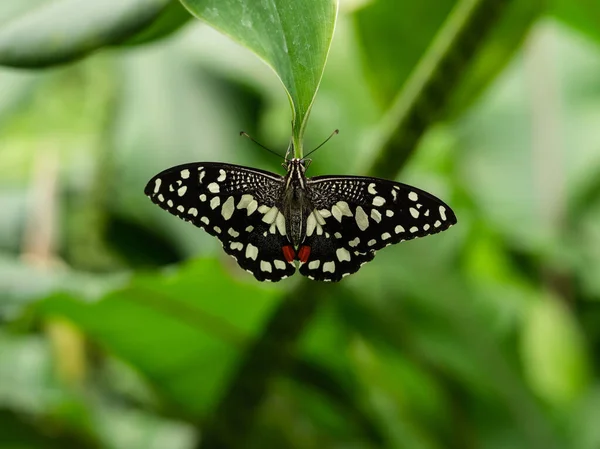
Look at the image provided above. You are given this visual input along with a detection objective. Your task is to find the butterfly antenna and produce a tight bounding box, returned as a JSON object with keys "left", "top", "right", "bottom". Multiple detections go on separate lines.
{"left": 304, "top": 129, "right": 339, "bottom": 159}
{"left": 240, "top": 131, "right": 285, "bottom": 160}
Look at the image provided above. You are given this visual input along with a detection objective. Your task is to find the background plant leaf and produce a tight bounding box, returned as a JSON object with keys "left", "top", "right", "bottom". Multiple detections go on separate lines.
{"left": 0, "top": 0, "right": 172, "bottom": 68}
{"left": 37, "top": 259, "right": 283, "bottom": 417}
{"left": 123, "top": 0, "right": 193, "bottom": 46}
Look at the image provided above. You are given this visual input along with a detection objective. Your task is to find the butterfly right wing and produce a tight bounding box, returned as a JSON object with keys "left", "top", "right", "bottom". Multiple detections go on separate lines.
{"left": 144, "top": 162, "right": 296, "bottom": 282}
{"left": 298, "top": 175, "right": 456, "bottom": 282}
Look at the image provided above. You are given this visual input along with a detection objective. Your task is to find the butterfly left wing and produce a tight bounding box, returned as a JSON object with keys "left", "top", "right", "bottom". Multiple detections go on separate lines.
{"left": 298, "top": 175, "right": 456, "bottom": 281}
{"left": 144, "top": 162, "right": 296, "bottom": 282}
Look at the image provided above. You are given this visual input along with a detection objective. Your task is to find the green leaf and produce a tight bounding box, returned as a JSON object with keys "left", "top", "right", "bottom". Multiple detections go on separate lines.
{"left": 0, "top": 0, "right": 172, "bottom": 68}
{"left": 37, "top": 259, "right": 283, "bottom": 417}
{"left": 179, "top": 0, "right": 339, "bottom": 157}
{"left": 551, "top": 0, "right": 600, "bottom": 45}
{"left": 123, "top": 0, "right": 193, "bottom": 46}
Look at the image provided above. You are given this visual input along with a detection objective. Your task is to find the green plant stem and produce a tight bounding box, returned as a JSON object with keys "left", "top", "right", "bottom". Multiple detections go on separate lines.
{"left": 198, "top": 281, "right": 333, "bottom": 449}
{"left": 366, "top": 0, "right": 511, "bottom": 179}
{"left": 197, "top": 0, "right": 514, "bottom": 447}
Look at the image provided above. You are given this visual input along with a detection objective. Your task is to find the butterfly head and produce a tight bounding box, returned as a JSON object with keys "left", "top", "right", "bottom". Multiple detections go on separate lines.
{"left": 282, "top": 157, "right": 311, "bottom": 172}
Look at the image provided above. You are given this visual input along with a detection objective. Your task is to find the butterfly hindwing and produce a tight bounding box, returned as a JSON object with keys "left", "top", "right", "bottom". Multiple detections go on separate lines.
{"left": 144, "top": 162, "right": 296, "bottom": 281}
{"left": 297, "top": 175, "right": 457, "bottom": 281}
{"left": 298, "top": 222, "right": 375, "bottom": 281}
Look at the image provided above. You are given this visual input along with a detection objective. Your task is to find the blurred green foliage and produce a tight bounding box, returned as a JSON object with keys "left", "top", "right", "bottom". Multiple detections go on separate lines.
{"left": 1, "top": 0, "right": 600, "bottom": 448}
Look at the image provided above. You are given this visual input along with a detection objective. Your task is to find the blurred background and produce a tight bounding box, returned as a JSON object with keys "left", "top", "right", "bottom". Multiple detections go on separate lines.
{"left": 1, "top": 0, "right": 600, "bottom": 448}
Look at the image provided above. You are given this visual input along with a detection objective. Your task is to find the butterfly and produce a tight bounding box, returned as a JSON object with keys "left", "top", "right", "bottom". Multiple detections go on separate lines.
{"left": 144, "top": 150, "right": 457, "bottom": 282}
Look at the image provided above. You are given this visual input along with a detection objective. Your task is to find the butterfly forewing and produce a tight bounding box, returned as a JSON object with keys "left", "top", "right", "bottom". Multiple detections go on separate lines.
{"left": 297, "top": 175, "right": 457, "bottom": 281}
{"left": 144, "top": 162, "right": 296, "bottom": 281}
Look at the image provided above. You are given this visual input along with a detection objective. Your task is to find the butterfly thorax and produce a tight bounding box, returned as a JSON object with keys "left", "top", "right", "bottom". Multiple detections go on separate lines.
{"left": 282, "top": 158, "right": 311, "bottom": 247}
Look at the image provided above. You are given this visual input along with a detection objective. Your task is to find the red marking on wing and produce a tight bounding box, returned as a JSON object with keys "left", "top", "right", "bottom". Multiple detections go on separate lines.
{"left": 282, "top": 245, "right": 296, "bottom": 263}
{"left": 298, "top": 245, "right": 311, "bottom": 263}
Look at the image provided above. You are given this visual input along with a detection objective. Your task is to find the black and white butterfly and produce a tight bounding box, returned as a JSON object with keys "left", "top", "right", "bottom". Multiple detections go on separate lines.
{"left": 145, "top": 157, "right": 457, "bottom": 282}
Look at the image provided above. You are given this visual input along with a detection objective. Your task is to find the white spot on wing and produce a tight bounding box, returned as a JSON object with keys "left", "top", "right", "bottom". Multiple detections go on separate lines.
{"left": 230, "top": 241, "right": 243, "bottom": 251}
{"left": 188, "top": 208, "right": 198, "bottom": 216}
{"left": 247, "top": 200, "right": 258, "bottom": 215}
{"left": 308, "top": 260, "right": 320, "bottom": 270}
{"left": 423, "top": 224, "right": 430, "bottom": 231}
{"left": 210, "top": 197, "right": 220, "bottom": 209}
{"left": 355, "top": 206, "right": 369, "bottom": 231}
{"left": 439, "top": 206, "right": 447, "bottom": 220}
{"left": 245, "top": 243, "right": 258, "bottom": 260}
{"left": 228, "top": 228, "right": 239, "bottom": 237}
{"left": 217, "top": 169, "right": 227, "bottom": 182}
{"left": 373, "top": 196, "right": 386, "bottom": 207}
{"left": 313, "top": 211, "right": 325, "bottom": 226}
{"left": 276, "top": 212, "right": 286, "bottom": 235}
{"left": 306, "top": 212, "right": 317, "bottom": 237}
{"left": 410, "top": 207, "right": 419, "bottom": 218}
{"left": 208, "top": 182, "right": 219, "bottom": 193}
{"left": 167, "top": 200, "right": 173, "bottom": 207}
{"left": 199, "top": 194, "right": 206, "bottom": 202}
{"left": 178, "top": 186, "right": 187, "bottom": 197}
{"left": 262, "top": 206, "right": 279, "bottom": 224}
{"left": 258, "top": 205, "right": 270, "bottom": 214}
{"left": 410, "top": 226, "right": 418, "bottom": 233}
{"left": 323, "top": 261, "right": 335, "bottom": 273}
{"left": 260, "top": 261, "right": 272, "bottom": 272}
{"left": 386, "top": 210, "right": 394, "bottom": 217}
{"left": 336, "top": 201, "right": 352, "bottom": 217}
{"left": 153, "top": 178, "right": 162, "bottom": 193}
{"left": 237, "top": 194, "right": 253, "bottom": 210}
{"left": 368, "top": 239, "right": 376, "bottom": 246}
{"left": 434, "top": 220, "right": 442, "bottom": 228}
{"left": 409, "top": 191, "right": 419, "bottom": 201}
{"left": 349, "top": 237, "right": 360, "bottom": 247}
{"left": 157, "top": 194, "right": 164, "bottom": 202}
{"left": 180, "top": 169, "right": 190, "bottom": 179}
{"left": 368, "top": 183, "right": 377, "bottom": 195}
{"left": 371, "top": 209, "right": 382, "bottom": 223}
{"left": 214, "top": 226, "right": 221, "bottom": 233}
{"left": 221, "top": 197, "right": 235, "bottom": 220}
{"left": 274, "top": 260, "right": 286, "bottom": 270}
{"left": 199, "top": 171, "right": 205, "bottom": 183}
{"left": 382, "top": 232, "right": 391, "bottom": 240}
{"left": 395, "top": 225, "right": 405, "bottom": 234}
{"left": 336, "top": 248, "right": 351, "bottom": 262}
{"left": 177, "top": 205, "right": 184, "bottom": 212}
{"left": 332, "top": 205, "right": 343, "bottom": 222}
{"left": 201, "top": 216, "right": 209, "bottom": 225}
{"left": 318, "top": 209, "right": 332, "bottom": 218}
{"left": 245, "top": 225, "right": 254, "bottom": 232}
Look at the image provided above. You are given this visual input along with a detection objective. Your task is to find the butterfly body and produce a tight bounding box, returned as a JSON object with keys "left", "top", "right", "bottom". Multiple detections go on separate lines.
{"left": 281, "top": 158, "right": 310, "bottom": 247}
{"left": 145, "top": 158, "right": 457, "bottom": 282}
